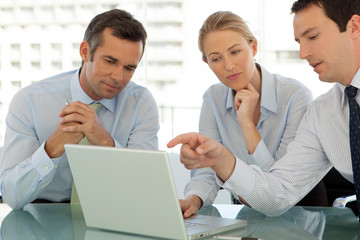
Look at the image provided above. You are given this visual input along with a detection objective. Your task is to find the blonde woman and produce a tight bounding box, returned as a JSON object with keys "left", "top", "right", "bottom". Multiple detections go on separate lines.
{"left": 170, "top": 11, "right": 327, "bottom": 217}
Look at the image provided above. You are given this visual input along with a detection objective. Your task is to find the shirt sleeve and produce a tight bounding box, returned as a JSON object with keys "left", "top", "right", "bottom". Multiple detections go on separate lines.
{"left": 184, "top": 97, "right": 221, "bottom": 207}
{"left": 125, "top": 91, "right": 160, "bottom": 150}
{"left": 218, "top": 105, "right": 332, "bottom": 216}
{"left": 0, "top": 93, "right": 58, "bottom": 209}
{"left": 251, "top": 87, "right": 313, "bottom": 170}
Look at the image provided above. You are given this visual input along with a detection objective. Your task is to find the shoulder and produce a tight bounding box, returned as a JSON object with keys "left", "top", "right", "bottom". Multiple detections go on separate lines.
{"left": 204, "top": 83, "right": 228, "bottom": 97}
{"left": 120, "top": 81, "right": 156, "bottom": 102}
{"left": 308, "top": 84, "right": 339, "bottom": 110}
{"left": 273, "top": 73, "right": 311, "bottom": 96}
{"left": 11, "top": 70, "right": 76, "bottom": 102}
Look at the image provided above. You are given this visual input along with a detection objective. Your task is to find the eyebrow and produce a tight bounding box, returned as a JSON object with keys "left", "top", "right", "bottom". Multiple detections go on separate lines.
{"left": 104, "top": 55, "right": 118, "bottom": 62}
{"left": 104, "top": 55, "right": 138, "bottom": 69}
{"left": 295, "top": 27, "right": 317, "bottom": 43}
{"left": 208, "top": 44, "right": 242, "bottom": 57}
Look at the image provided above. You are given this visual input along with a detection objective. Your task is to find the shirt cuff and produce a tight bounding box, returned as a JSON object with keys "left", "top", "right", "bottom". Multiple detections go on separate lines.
{"left": 215, "top": 156, "right": 256, "bottom": 198}
{"left": 32, "top": 142, "right": 57, "bottom": 177}
{"left": 114, "top": 139, "right": 123, "bottom": 148}
{"left": 250, "top": 139, "right": 274, "bottom": 171}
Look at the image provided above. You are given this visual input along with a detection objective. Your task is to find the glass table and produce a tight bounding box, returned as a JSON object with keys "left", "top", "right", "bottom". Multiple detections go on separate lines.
{"left": 0, "top": 203, "right": 358, "bottom": 240}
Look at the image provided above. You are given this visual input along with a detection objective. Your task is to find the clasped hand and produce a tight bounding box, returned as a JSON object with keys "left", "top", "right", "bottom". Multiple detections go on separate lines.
{"left": 45, "top": 101, "right": 113, "bottom": 158}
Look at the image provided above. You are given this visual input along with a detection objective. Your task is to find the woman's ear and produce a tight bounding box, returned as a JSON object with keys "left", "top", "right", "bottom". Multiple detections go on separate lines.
{"left": 250, "top": 39, "right": 258, "bottom": 57}
{"left": 202, "top": 56, "right": 208, "bottom": 64}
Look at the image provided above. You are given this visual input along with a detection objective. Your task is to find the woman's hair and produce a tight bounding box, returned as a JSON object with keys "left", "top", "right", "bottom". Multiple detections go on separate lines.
{"left": 198, "top": 11, "right": 256, "bottom": 61}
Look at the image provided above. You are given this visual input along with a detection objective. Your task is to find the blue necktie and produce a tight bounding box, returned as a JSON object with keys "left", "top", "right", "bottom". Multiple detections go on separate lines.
{"left": 346, "top": 85, "right": 360, "bottom": 218}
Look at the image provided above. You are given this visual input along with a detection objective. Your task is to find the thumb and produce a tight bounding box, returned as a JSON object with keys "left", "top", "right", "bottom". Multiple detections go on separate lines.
{"left": 246, "top": 82, "right": 257, "bottom": 91}
{"left": 196, "top": 138, "right": 218, "bottom": 155}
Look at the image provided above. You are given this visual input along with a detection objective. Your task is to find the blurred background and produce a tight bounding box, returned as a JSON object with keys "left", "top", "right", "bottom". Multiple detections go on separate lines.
{"left": 0, "top": 0, "right": 333, "bottom": 151}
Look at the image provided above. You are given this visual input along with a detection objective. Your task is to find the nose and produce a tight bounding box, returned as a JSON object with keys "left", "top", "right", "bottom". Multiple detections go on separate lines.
{"left": 224, "top": 57, "right": 235, "bottom": 72}
{"left": 298, "top": 43, "right": 309, "bottom": 60}
{"left": 112, "top": 67, "right": 124, "bottom": 82}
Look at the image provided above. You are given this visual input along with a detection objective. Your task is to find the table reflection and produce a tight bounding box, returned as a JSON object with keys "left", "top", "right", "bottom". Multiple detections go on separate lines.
{"left": 0, "top": 203, "right": 358, "bottom": 240}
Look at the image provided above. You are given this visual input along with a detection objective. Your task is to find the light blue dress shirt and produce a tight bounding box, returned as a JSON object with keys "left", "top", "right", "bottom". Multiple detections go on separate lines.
{"left": 185, "top": 65, "right": 313, "bottom": 207}
{"left": 220, "top": 68, "right": 360, "bottom": 216}
{"left": 0, "top": 69, "right": 159, "bottom": 209}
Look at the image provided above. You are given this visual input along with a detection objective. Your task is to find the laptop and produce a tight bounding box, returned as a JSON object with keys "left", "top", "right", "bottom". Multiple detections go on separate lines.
{"left": 65, "top": 144, "right": 246, "bottom": 240}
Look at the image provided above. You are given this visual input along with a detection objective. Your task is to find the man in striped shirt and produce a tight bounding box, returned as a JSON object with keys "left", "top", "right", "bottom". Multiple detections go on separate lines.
{"left": 168, "top": 0, "right": 360, "bottom": 217}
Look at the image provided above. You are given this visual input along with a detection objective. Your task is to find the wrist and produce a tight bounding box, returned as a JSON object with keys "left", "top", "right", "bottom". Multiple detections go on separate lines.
{"left": 186, "top": 194, "right": 203, "bottom": 210}
{"left": 44, "top": 140, "right": 63, "bottom": 158}
{"left": 212, "top": 148, "right": 236, "bottom": 182}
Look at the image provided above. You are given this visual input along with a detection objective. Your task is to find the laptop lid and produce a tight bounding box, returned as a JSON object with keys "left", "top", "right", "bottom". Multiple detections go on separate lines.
{"left": 65, "top": 144, "right": 245, "bottom": 239}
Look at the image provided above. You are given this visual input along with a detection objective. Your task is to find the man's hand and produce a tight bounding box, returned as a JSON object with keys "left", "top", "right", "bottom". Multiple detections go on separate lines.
{"left": 167, "top": 132, "right": 236, "bottom": 182}
{"left": 180, "top": 194, "right": 203, "bottom": 218}
{"left": 59, "top": 101, "right": 114, "bottom": 147}
{"left": 45, "top": 121, "right": 84, "bottom": 158}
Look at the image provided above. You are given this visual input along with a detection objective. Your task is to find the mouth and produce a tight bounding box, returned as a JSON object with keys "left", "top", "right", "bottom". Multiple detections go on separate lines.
{"left": 226, "top": 73, "right": 241, "bottom": 81}
{"left": 309, "top": 61, "right": 322, "bottom": 72}
{"left": 104, "top": 82, "right": 121, "bottom": 90}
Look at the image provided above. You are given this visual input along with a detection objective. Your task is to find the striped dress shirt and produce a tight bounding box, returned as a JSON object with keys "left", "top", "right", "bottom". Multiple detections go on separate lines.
{"left": 219, "top": 68, "right": 360, "bottom": 216}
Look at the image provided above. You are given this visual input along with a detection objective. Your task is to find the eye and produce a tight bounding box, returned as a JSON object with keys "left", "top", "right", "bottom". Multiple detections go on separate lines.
{"left": 231, "top": 50, "right": 240, "bottom": 55}
{"left": 105, "top": 59, "right": 116, "bottom": 65}
{"left": 125, "top": 66, "right": 135, "bottom": 72}
{"left": 309, "top": 34, "right": 318, "bottom": 40}
{"left": 211, "top": 57, "right": 221, "bottom": 63}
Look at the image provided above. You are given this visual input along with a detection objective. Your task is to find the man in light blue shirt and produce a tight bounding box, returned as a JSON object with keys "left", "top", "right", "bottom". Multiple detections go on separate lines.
{"left": 168, "top": 0, "right": 360, "bottom": 217}
{"left": 0, "top": 9, "right": 159, "bottom": 209}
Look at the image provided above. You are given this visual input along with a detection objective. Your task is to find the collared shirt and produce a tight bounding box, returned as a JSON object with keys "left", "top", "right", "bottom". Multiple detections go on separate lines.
{"left": 185, "top": 65, "right": 313, "bottom": 207}
{"left": 0, "top": 69, "right": 159, "bottom": 209}
{"left": 219, "top": 68, "right": 360, "bottom": 217}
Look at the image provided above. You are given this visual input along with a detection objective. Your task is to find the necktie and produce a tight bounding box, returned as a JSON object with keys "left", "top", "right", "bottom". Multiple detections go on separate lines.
{"left": 71, "top": 102, "right": 102, "bottom": 203}
{"left": 346, "top": 85, "right": 360, "bottom": 218}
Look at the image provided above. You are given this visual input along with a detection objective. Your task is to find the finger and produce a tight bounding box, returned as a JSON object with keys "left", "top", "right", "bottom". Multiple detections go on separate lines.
{"left": 196, "top": 139, "right": 219, "bottom": 155}
{"left": 62, "top": 124, "right": 83, "bottom": 133}
{"left": 246, "top": 82, "right": 256, "bottom": 91}
{"left": 60, "top": 113, "right": 84, "bottom": 124}
{"left": 167, "top": 132, "right": 196, "bottom": 148}
{"left": 180, "top": 144, "right": 200, "bottom": 166}
{"left": 183, "top": 206, "right": 196, "bottom": 218}
{"left": 59, "top": 101, "right": 92, "bottom": 117}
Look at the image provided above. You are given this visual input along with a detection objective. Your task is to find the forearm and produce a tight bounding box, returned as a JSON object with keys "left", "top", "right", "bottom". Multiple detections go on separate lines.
{"left": 1, "top": 143, "right": 56, "bottom": 209}
{"left": 126, "top": 110, "right": 159, "bottom": 150}
{"left": 240, "top": 122, "right": 261, "bottom": 155}
{"left": 185, "top": 168, "right": 220, "bottom": 207}
{"left": 211, "top": 146, "right": 236, "bottom": 183}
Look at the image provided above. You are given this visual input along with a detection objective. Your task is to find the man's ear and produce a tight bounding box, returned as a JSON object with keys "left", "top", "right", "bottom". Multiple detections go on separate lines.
{"left": 348, "top": 14, "right": 360, "bottom": 38}
{"left": 79, "top": 40, "right": 90, "bottom": 62}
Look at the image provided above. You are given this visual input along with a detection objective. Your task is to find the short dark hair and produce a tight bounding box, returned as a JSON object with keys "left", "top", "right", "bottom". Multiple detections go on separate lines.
{"left": 83, "top": 9, "right": 147, "bottom": 61}
{"left": 291, "top": 0, "right": 360, "bottom": 32}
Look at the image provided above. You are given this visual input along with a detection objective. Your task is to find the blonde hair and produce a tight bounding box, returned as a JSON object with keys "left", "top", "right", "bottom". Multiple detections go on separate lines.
{"left": 198, "top": 11, "right": 256, "bottom": 61}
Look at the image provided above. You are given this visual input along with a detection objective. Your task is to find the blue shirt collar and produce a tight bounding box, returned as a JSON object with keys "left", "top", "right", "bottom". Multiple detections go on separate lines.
{"left": 260, "top": 65, "right": 277, "bottom": 114}
{"left": 225, "top": 64, "right": 277, "bottom": 114}
{"left": 70, "top": 68, "right": 116, "bottom": 113}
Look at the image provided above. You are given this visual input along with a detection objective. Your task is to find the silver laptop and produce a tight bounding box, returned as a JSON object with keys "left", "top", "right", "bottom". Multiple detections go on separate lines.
{"left": 65, "top": 144, "right": 246, "bottom": 240}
